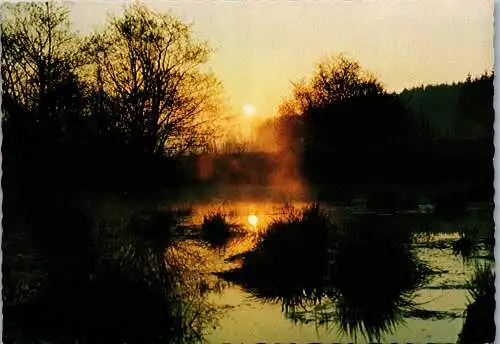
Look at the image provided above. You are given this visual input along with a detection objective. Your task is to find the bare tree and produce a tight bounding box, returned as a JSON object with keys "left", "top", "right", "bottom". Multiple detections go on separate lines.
{"left": 1, "top": 2, "right": 82, "bottom": 121}
{"left": 278, "top": 54, "right": 384, "bottom": 117}
{"left": 311, "top": 54, "right": 383, "bottom": 105}
{"left": 278, "top": 80, "right": 315, "bottom": 118}
{"left": 82, "top": 5, "right": 224, "bottom": 156}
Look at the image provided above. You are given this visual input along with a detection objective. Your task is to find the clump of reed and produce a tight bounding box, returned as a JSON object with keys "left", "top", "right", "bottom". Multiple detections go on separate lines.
{"left": 330, "top": 215, "right": 431, "bottom": 342}
{"left": 221, "top": 203, "right": 339, "bottom": 301}
{"left": 457, "top": 263, "right": 495, "bottom": 344}
{"left": 200, "top": 209, "right": 244, "bottom": 249}
{"left": 220, "top": 210, "right": 432, "bottom": 342}
{"left": 466, "top": 263, "right": 495, "bottom": 303}
{"left": 451, "top": 223, "right": 480, "bottom": 259}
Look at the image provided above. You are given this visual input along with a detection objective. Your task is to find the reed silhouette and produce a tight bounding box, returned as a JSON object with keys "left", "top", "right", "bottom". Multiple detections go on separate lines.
{"left": 451, "top": 224, "right": 480, "bottom": 259}
{"left": 220, "top": 204, "right": 338, "bottom": 302}
{"left": 220, "top": 210, "right": 432, "bottom": 342}
{"left": 457, "top": 263, "right": 495, "bottom": 344}
{"left": 200, "top": 210, "right": 245, "bottom": 249}
{"left": 327, "top": 216, "right": 431, "bottom": 341}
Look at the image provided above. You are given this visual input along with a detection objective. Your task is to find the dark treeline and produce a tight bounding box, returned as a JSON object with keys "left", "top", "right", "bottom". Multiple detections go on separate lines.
{"left": 2, "top": 2, "right": 222, "bottom": 198}
{"left": 400, "top": 73, "right": 494, "bottom": 139}
{"left": 264, "top": 55, "right": 493, "bottom": 201}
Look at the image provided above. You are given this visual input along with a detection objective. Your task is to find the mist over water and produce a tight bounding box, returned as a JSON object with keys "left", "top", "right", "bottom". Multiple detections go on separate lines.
{"left": 2, "top": 2, "right": 493, "bottom": 343}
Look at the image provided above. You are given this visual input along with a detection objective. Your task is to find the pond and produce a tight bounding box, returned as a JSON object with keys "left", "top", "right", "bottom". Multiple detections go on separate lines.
{"left": 153, "top": 196, "right": 494, "bottom": 344}
{"left": 5, "top": 188, "right": 493, "bottom": 343}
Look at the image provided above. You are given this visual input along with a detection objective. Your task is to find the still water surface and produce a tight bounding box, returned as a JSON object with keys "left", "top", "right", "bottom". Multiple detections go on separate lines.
{"left": 160, "top": 198, "right": 493, "bottom": 343}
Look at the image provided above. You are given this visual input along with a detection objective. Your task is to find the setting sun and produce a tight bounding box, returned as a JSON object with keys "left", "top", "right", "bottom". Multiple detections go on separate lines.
{"left": 242, "top": 104, "right": 256, "bottom": 117}
{"left": 248, "top": 214, "right": 259, "bottom": 226}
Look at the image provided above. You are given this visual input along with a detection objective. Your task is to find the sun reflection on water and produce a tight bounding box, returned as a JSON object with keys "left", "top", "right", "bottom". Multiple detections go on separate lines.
{"left": 187, "top": 201, "right": 310, "bottom": 230}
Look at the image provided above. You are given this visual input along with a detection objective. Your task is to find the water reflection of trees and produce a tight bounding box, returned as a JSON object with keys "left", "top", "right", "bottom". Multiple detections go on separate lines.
{"left": 97, "top": 210, "right": 227, "bottom": 343}
{"left": 4, "top": 206, "right": 222, "bottom": 343}
{"left": 220, "top": 211, "right": 434, "bottom": 342}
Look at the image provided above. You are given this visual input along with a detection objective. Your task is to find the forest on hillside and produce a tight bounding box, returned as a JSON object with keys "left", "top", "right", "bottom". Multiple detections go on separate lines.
{"left": 250, "top": 66, "right": 494, "bottom": 201}
{"left": 399, "top": 73, "right": 494, "bottom": 139}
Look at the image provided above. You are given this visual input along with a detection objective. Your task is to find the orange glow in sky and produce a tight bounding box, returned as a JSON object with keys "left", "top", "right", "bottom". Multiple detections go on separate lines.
{"left": 69, "top": 0, "right": 493, "bottom": 120}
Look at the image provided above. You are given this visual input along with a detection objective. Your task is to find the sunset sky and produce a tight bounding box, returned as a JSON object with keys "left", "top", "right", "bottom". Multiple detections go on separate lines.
{"left": 70, "top": 0, "right": 493, "bottom": 120}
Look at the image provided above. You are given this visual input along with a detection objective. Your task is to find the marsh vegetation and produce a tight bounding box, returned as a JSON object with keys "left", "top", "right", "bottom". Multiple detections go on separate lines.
{"left": 2, "top": 2, "right": 493, "bottom": 343}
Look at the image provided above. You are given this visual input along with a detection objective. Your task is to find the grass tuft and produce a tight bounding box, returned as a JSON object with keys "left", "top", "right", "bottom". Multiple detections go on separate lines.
{"left": 200, "top": 209, "right": 243, "bottom": 248}
{"left": 457, "top": 263, "right": 495, "bottom": 344}
{"left": 451, "top": 223, "right": 480, "bottom": 259}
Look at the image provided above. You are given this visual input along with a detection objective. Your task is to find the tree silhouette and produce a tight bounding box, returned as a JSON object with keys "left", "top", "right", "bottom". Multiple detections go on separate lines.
{"left": 1, "top": 1, "right": 228, "bottom": 192}
{"left": 1, "top": 1, "right": 88, "bottom": 194}
{"left": 1, "top": 2, "right": 83, "bottom": 123}
{"left": 277, "top": 54, "right": 414, "bottom": 184}
{"left": 82, "top": 5, "right": 224, "bottom": 157}
{"left": 279, "top": 54, "right": 383, "bottom": 118}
